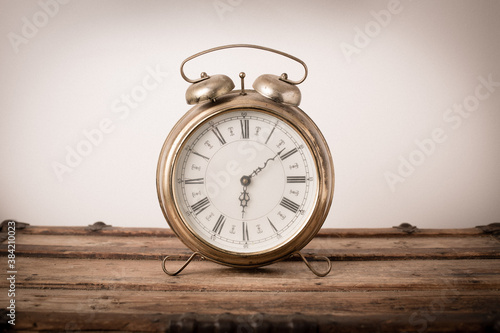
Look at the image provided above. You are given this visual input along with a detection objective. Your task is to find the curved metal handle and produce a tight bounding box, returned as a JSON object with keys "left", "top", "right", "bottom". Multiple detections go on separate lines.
{"left": 180, "top": 44, "right": 308, "bottom": 85}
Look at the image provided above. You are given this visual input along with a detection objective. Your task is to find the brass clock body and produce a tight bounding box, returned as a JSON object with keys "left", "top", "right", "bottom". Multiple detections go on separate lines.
{"left": 157, "top": 44, "right": 334, "bottom": 273}
{"left": 157, "top": 89, "right": 334, "bottom": 269}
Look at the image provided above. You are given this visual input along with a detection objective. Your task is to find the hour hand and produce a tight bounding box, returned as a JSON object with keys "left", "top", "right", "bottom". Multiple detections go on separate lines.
{"left": 239, "top": 186, "right": 250, "bottom": 218}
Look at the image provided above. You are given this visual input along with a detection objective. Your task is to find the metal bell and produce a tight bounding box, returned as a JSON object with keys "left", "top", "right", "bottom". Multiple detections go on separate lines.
{"left": 185, "top": 73, "right": 235, "bottom": 105}
{"left": 252, "top": 73, "right": 301, "bottom": 106}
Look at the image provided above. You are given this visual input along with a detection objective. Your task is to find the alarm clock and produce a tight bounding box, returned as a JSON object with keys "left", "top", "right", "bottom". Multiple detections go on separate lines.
{"left": 157, "top": 44, "right": 334, "bottom": 276}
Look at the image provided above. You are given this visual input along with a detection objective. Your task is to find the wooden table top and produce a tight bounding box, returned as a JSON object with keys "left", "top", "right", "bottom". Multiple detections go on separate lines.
{"left": 1, "top": 221, "right": 499, "bottom": 332}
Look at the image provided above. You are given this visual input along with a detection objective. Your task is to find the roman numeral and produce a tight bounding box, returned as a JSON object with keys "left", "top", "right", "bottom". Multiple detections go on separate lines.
{"left": 191, "top": 197, "right": 210, "bottom": 215}
{"left": 240, "top": 119, "right": 249, "bottom": 139}
{"left": 184, "top": 178, "right": 204, "bottom": 184}
{"left": 242, "top": 221, "right": 249, "bottom": 241}
{"left": 212, "top": 215, "right": 226, "bottom": 235}
{"left": 287, "top": 176, "right": 306, "bottom": 183}
{"left": 280, "top": 148, "right": 298, "bottom": 160}
{"left": 280, "top": 197, "right": 300, "bottom": 213}
{"left": 192, "top": 151, "right": 210, "bottom": 161}
{"left": 212, "top": 127, "right": 226, "bottom": 145}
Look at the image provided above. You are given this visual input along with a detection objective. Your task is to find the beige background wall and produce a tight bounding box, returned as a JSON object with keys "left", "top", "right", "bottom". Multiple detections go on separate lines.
{"left": 1, "top": 0, "right": 499, "bottom": 229}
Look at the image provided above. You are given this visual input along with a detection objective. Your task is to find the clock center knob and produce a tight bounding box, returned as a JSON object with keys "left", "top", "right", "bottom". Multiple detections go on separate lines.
{"left": 240, "top": 175, "right": 251, "bottom": 186}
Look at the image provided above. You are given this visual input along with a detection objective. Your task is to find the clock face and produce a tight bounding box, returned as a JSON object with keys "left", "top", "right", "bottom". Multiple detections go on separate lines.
{"left": 172, "top": 109, "right": 318, "bottom": 254}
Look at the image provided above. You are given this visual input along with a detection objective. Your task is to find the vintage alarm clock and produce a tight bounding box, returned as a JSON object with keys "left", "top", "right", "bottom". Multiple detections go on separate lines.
{"left": 157, "top": 44, "right": 334, "bottom": 276}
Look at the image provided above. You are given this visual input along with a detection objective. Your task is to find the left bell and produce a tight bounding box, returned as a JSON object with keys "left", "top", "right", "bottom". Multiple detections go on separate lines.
{"left": 185, "top": 73, "right": 235, "bottom": 105}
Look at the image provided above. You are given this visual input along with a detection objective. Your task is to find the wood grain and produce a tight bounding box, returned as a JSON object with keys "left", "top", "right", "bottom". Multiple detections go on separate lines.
{"left": 3, "top": 257, "right": 500, "bottom": 292}
{"left": 12, "top": 289, "right": 500, "bottom": 332}
{"left": 1, "top": 225, "right": 499, "bottom": 332}
{"left": 3, "top": 228, "right": 499, "bottom": 261}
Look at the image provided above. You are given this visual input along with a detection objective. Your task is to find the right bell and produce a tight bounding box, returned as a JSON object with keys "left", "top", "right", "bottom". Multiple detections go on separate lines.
{"left": 252, "top": 73, "right": 301, "bottom": 106}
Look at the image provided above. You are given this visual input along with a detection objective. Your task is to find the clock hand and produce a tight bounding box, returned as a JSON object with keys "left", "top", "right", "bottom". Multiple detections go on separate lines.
{"left": 249, "top": 148, "right": 285, "bottom": 178}
{"left": 239, "top": 184, "right": 250, "bottom": 218}
{"left": 238, "top": 149, "right": 285, "bottom": 218}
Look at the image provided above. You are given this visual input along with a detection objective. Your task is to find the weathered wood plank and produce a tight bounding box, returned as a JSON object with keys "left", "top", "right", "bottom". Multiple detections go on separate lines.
{"left": 12, "top": 289, "right": 500, "bottom": 332}
{"left": 16, "top": 225, "right": 489, "bottom": 238}
{"left": 3, "top": 232, "right": 499, "bottom": 260}
{"left": 12, "top": 233, "right": 499, "bottom": 249}
{"left": 7, "top": 244, "right": 499, "bottom": 260}
{"left": 3, "top": 257, "right": 500, "bottom": 292}
{"left": 15, "top": 311, "right": 499, "bottom": 333}
{"left": 16, "top": 289, "right": 500, "bottom": 316}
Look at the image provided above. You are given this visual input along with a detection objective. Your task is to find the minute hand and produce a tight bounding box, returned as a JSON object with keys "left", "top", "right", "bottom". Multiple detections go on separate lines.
{"left": 250, "top": 148, "right": 285, "bottom": 178}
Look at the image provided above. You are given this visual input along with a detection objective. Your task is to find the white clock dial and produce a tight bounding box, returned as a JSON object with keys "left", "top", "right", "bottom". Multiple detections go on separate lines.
{"left": 173, "top": 109, "right": 318, "bottom": 253}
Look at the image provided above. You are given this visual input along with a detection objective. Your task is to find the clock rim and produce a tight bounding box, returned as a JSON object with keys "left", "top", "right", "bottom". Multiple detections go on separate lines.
{"left": 157, "top": 90, "right": 334, "bottom": 268}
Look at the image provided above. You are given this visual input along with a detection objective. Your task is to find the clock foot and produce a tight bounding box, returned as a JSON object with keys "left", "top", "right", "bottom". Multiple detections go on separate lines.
{"left": 292, "top": 251, "right": 332, "bottom": 277}
{"left": 162, "top": 251, "right": 331, "bottom": 277}
{"left": 161, "top": 252, "right": 204, "bottom": 276}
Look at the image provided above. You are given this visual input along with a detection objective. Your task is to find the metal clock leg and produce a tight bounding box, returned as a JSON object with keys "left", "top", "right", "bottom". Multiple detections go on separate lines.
{"left": 292, "top": 251, "right": 332, "bottom": 277}
{"left": 161, "top": 252, "right": 203, "bottom": 276}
